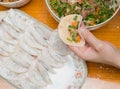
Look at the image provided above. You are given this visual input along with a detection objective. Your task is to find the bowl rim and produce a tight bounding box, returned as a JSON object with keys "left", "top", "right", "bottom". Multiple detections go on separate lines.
{"left": 45, "top": 0, "right": 120, "bottom": 29}
{"left": 0, "top": 0, "right": 26, "bottom": 4}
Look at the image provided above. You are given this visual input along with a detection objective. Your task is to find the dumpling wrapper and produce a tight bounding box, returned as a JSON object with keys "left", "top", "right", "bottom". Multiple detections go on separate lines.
{"left": 58, "top": 14, "right": 85, "bottom": 47}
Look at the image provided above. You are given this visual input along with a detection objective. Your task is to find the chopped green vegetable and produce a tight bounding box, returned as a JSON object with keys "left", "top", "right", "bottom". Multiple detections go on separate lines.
{"left": 50, "top": 0, "right": 118, "bottom": 26}
{"left": 73, "top": 15, "right": 78, "bottom": 21}
{"left": 67, "top": 15, "right": 81, "bottom": 43}
{"left": 68, "top": 25, "right": 76, "bottom": 29}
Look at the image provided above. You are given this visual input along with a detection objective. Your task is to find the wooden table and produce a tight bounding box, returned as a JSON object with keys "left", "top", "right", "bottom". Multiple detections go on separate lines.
{"left": 0, "top": 0, "right": 120, "bottom": 85}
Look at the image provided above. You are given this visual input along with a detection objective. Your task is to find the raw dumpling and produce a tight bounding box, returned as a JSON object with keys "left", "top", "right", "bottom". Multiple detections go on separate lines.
{"left": 38, "top": 48, "right": 64, "bottom": 68}
{"left": 37, "top": 61, "right": 52, "bottom": 83}
{"left": 0, "top": 57, "right": 27, "bottom": 73}
{"left": 28, "top": 68, "right": 47, "bottom": 87}
{"left": 10, "top": 48, "right": 34, "bottom": 68}
{"left": 24, "top": 32, "right": 45, "bottom": 50}
{"left": 58, "top": 14, "right": 85, "bottom": 47}
{"left": 33, "top": 23, "right": 52, "bottom": 40}
{"left": 48, "top": 31, "right": 71, "bottom": 56}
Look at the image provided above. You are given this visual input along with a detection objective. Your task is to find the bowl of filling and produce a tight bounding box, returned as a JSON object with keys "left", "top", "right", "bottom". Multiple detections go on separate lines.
{"left": 45, "top": 0, "right": 120, "bottom": 30}
{"left": 0, "top": 0, "right": 31, "bottom": 8}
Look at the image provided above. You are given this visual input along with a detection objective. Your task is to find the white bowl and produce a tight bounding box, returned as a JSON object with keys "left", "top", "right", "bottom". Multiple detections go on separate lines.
{"left": 45, "top": 0, "right": 120, "bottom": 30}
{"left": 0, "top": 0, "right": 31, "bottom": 8}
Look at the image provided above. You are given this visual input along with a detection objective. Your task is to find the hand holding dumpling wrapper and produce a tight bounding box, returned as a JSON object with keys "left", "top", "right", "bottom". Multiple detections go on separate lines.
{"left": 58, "top": 14, "right": 85, "bottom": 47}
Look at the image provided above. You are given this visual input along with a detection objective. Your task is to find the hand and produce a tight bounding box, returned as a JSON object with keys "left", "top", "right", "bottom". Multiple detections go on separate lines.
{"left": 69, "top": 24, "right": 120, "bottom": 68}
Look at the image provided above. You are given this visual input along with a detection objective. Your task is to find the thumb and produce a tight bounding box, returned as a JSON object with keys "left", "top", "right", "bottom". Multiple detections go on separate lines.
{"left": 78, "top": 25, "right": 101, "bottom": 49}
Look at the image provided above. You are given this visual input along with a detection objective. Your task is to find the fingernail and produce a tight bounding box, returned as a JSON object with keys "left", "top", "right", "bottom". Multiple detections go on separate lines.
{"left": 78, "top": 27, "right": 85, "bottom": 34}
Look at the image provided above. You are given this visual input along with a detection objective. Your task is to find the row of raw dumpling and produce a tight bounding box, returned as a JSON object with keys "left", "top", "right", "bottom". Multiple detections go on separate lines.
{"left": 3, "top": 9, "right": 71, "bottom": 56}
{"left": 2, "top": 9, "right": 69, "bottom": 70}
{"left": 2, "top": 8, "right": 71, "bottom": 70}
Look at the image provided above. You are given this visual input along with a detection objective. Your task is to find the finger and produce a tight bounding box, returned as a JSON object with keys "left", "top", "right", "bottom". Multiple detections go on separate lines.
{"left": 78, "top": 25, "right": 102, "bottom": 50}
{"left": 69, "top": 46, "right": 88, "bottom": 60}
{"left": 78, "top": 22, "right": 85, "bottom": 34}
{"left": 104, "top": 41, "right": 115, "bottom": 47}
{"left": 80, "top": 22, "right": 85, "bottom": 29}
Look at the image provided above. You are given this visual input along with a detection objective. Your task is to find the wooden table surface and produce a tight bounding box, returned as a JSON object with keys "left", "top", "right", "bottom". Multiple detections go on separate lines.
{"left": 0, "top": 0, "right": 120, "bottom": 85}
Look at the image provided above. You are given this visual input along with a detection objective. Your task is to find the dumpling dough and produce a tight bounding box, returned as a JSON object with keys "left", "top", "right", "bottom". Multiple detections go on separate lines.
{"left": 58, "top": 14, "right": 85, "bottom": 47}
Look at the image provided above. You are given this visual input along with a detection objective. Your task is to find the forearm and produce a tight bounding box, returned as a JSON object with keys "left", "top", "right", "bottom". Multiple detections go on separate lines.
{"left": 115, "top": 57, "right": 120, "bottom": 69}
{"left": 113, "top": 50, "right": 120, "bottom": 68}
{"left": 81, "top": 78, "right": 120, "bottom": 89}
